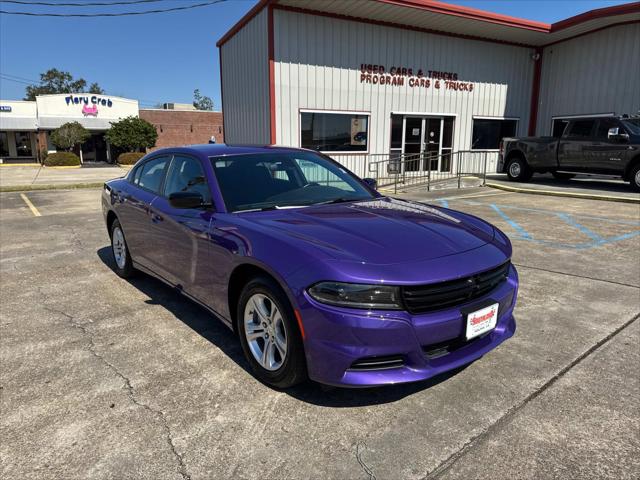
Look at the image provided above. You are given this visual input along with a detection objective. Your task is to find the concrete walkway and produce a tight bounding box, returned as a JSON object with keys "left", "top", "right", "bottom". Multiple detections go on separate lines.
{"left": 0, "top": 165, "right": 128, "bottom": 191}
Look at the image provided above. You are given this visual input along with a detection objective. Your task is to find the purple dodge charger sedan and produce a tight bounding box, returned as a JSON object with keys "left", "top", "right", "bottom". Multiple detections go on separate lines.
{"left": 102, "top": 145, "right": 518, "bottom": 388}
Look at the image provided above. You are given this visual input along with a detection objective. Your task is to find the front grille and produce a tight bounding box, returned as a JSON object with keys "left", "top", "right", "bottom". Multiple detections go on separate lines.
{"left": 402, "top": 261, "right": 511, "bottom": 314}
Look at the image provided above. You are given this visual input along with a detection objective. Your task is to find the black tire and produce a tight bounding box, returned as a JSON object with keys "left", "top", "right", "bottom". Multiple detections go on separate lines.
{"left": 506, "top": 156, "right": 533, "bottom": 182}
{"left": 630, "top": 164, "right": 640, "bottom": 192}
{"left": 552, "top": 172, "right": 575, "bottom": 180}
{"left": 236, "top": 276, "right": 307, "bottom": 389}
{"left": 110, "top": 218, "right": 135, "bottom": 279}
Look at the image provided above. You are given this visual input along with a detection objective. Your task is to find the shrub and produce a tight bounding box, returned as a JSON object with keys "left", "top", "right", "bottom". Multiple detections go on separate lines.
{"left": 117, "top": 152, "right": 145, "bottom": 165}
{"left": 44, "top": 152, "right": 81, "bottom": 167}
{"left": 106, "top": 116, "right": 158, "bottom": 152}
{"left": 50, "top": 121, "right": 90, "bottom": 151}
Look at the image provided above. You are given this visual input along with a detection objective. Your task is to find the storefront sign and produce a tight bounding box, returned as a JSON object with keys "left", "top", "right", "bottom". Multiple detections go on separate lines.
{"left": 359, "top": 64, "right": 474, "bottom": 92}
{"left": 0, "top": 105, "right": 12, "bottom": 112}
{"left": 65, "top": 95, "right": 114, "bottom": 117}
{"left": 65, "top": 95, "right": 114, "bottom": 108}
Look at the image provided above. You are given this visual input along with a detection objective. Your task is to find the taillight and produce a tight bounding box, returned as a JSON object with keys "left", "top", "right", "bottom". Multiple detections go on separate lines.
{"left": 499, "top": 141, "right": 504, "bottom": 156}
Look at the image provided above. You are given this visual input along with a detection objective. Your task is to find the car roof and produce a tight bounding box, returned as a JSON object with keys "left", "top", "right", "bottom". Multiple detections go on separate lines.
{"left": 148, "top": 144, "right": 308, "bottom": 158}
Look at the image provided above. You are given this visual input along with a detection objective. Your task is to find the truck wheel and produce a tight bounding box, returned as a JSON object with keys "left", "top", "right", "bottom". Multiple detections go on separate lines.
{"left": 506, "top": 157, "right": 532, "bottom": 182}
{"left": 552, "top": 172, "right": 575, "bottom": 180}
{"left": 630, "top": 164, "right": 640, "bottom": 192}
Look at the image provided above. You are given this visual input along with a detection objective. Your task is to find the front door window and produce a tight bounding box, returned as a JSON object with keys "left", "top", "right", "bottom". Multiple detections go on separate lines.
{"left": 14, "top": 132, "right": 33, "bottom": 157}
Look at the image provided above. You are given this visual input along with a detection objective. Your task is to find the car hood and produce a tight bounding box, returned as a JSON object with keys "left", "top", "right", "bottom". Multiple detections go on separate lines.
{"left": 241, "top": 197, "right": 496, "bottom": 265}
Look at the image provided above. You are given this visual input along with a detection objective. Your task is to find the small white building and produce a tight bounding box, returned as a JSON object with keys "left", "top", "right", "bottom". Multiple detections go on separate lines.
{"left": 217, "top": 0, "right": 640, "bottom": 177}
{"left": 0, "top": 94, "right": 139, "bottom": 163}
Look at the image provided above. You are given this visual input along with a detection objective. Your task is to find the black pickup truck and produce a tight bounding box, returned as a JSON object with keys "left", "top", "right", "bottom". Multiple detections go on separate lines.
{"left": 498, "top": 115, "right": 640, "bottom": 191}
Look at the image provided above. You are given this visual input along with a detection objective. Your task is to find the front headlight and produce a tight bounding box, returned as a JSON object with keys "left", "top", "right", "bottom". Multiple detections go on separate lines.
{"left": 307, "top": 282, "right": 402, "bottom": 310}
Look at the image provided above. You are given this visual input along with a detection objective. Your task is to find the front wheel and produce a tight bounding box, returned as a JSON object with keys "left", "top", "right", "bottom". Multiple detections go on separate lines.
{"left": 630, "top": 164, "right": 640, "bottom": 192}
{"left": 237, "top": 276, "right": 307, "bottom": 388}
{"left": 506, "top": 157, "right": 533, "bottom": 182}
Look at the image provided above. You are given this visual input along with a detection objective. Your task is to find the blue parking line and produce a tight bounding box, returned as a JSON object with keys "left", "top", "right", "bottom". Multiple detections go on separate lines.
{"left": 463, "top": 200, "right": 640, "bottom": 226}
{"left": 438, "top": 199, "right": 449, "bottom": 208}
{"left": 489, "top": 204, "right": 532, "bottom": 239}
{"left": 556, "top": 213, "right": 605, "bottom": 244}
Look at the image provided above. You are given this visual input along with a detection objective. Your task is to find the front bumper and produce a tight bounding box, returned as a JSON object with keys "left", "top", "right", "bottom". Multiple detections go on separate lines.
{"left": 296, "top": 265, "right": 518, "bottom": 387}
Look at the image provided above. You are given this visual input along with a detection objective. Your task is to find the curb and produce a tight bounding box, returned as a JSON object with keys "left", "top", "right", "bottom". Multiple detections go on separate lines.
{"left": 485, "top": 182, "right": 640, "bottom": 204}
{"left": 0, "top": 163, "right": 41, "bottom": 167}
{"left": 0, "top": 182, "right": 104, "bottom": 193}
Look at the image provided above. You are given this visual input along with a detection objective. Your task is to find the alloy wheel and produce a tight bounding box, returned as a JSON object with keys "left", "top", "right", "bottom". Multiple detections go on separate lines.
{"left": 112, "top": 226, "right": 127, "bottom": 270}
{"left": 244, "top": 293, "right": 288, "bottom": 371}
{"left": 509, "top": 162, "right": 522, "bottom": 178}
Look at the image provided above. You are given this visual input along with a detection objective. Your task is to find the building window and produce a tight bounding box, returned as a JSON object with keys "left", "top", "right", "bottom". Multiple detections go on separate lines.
{"left": 0, "top": 132, "right": 9, "bottom": 157}
{"left": 471, "top": 118, "right": 518, "bottom": 150}
{"left": 14, "top": 132, "right": 33, "bottom": 157}
{"left": 300, "top": 111, "right": 369, "bottom": 153}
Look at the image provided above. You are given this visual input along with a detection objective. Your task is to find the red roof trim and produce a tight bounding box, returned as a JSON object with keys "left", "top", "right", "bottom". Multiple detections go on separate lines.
{"left": 551, "top": 1, "right": 640, "bottom": 31}
{"left": 376, "top": 0, "right": 549, "bottom": 32}
{"left": 216, "top": 0, "right": 275, "bottom": 47}
{"left": 216, "top": 0, "right": 640, "bottom": 48}
{"left": 273, "top": 4, "right": 536, "bottom": 48}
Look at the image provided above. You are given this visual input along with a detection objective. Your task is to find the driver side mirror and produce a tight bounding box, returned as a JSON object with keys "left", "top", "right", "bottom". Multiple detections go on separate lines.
{"left": 169, "top": 191, "right": 205, "bottom": 209}
{"left": 608, "top": 127, "right": 629, "bottom": 142}
{"left": 363, "top": 177, "right": 378, "bottom": 190}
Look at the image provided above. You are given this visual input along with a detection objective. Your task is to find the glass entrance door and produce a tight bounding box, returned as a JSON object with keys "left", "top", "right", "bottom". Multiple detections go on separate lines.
{"left": 424, "top": 118, "right": 441, "bottom": 171}
{"left": 403, "top": 117, "right": 423, "bottom": 172}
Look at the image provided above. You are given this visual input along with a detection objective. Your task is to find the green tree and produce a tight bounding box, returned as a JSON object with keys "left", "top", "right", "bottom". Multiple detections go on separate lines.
{"left": 24, "top": 69, "right": 104, "bottom": 101}
{"left": 193, "top": 89, "right": 214, "bottom": 111}
{"left": 50, "top": 122, "right": 90, "bottom": 151}
{"left": 106, "top": 116, "right": 158, "bottom": 152}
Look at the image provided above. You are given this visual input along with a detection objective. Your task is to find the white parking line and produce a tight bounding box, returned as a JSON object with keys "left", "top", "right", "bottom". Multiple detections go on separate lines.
{"left": 436, "top": 191, "right": 514, "bottom": 201}
{"left": 19, "top": 193, "right": 42, "bottom": 217}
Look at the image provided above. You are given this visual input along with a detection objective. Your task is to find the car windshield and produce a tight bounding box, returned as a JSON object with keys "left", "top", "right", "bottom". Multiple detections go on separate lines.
{"left": 210, "top": 151, "right": 375, "bottom": 212}
{"left": 621, "top": 118, "right": 640, "bottom": 135}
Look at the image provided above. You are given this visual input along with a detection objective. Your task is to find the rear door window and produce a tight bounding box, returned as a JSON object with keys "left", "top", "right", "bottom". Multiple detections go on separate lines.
{"left": 567, "top": 120, "right": 595, "bottom": 139}
{"left": 137, "top": 156, "right": 170, "bottom": 193}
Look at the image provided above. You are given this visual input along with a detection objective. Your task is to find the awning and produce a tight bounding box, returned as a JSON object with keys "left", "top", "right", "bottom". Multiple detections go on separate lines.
{"left": 0, "top": 117, "right": 38, "bottom": 131}
{"left": 37, "top": 116, "right": 116, "bottom": 131}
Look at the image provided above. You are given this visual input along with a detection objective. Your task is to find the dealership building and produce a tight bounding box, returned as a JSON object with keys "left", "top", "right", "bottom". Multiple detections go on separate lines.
{"left": 218, "top": 0, "right": 639, "bottom": 177}
{"left": 0, "top": 94, "right": 224, "bottom": 163}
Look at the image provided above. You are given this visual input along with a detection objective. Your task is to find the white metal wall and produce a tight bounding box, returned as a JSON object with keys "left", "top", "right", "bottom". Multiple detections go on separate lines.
{"left": 273, "top": 9, "right": 535, "bottom": 176}
{"left": 220, "top": 9, "right": 271, "bottom": 145}
{"left": 536, "top": 23, "right": 640, "bottom": 135}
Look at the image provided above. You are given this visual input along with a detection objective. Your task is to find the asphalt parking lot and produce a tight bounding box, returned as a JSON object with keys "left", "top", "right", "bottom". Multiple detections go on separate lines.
{"left": 1, "top": 187, "right": 639, "bottom": 480}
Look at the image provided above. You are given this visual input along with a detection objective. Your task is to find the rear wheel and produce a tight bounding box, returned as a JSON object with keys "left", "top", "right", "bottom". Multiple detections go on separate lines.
{"left": 237, "top": 276, "right": 307, "bottom": 388}
{"left": 110, "top": 219, "right": 134, "bottom": 278}
{"left": 552, "top": 172, "right": 575, "bottom": 180}
{"left": 506, "top": 156, "right": 533, "bottom": 182}
{"left": 630, "top": 164, "right": 640, "bottom": 192}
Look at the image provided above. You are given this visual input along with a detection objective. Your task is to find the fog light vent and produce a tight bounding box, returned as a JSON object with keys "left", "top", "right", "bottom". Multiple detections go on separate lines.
{"left": 348, "top": 355, "right": 404, "bottom": 371}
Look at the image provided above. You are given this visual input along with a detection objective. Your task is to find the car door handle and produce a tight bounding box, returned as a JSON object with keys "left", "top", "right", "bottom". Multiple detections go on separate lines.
{"left": 151, "top": 213, "right": 163, "bottom": 223}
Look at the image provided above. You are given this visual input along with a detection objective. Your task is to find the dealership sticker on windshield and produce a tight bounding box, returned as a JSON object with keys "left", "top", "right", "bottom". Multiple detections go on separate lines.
{"left": 466, "top": 303, "right": 499, "bottom": 340}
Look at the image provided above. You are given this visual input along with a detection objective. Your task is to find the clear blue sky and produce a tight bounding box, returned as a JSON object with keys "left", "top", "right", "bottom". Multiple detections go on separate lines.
{"left": 0, "top": 0, "right": 628, "bottom": 109}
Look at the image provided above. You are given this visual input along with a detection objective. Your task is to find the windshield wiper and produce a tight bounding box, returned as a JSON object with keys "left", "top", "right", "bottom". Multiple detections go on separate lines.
{"left": 316, "top": 197, "right": 359, "bottom": 205}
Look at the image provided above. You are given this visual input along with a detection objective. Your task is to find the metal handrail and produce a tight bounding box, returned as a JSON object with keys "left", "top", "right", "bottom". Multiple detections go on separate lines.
{"left": 367, "top": 150, "right": 493, "bottom": 194}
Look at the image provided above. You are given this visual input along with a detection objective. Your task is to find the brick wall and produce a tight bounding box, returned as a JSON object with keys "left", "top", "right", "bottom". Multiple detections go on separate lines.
{"left": 139, "top": 109, "right": 224, "bottom": 151}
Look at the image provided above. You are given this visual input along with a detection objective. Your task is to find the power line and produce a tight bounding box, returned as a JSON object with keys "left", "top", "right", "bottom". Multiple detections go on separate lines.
{"left": 2, "top": 0, "right": 167, "bottom": 6}
{"left": 0, "top": 0, "right": 227, "bottom": 16}
{"left": 0, "top": 74, "right": 34, "bottom": 85}
{"left": 0, "top": 72, "right": 41, "bottom": 83}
